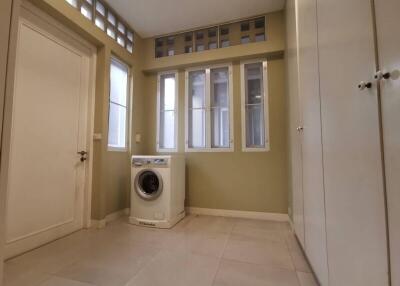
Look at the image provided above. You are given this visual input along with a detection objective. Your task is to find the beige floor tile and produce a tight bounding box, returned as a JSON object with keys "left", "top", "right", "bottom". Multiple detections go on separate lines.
{"left": 38, "top": 276, "right": 97, "bottom": 286}
{"left": 184, "top": 215, "right": 236, "bottom": 234}
{"left": 231, "top": 223, "right": 287, "bottom": 245}
{"left": 234, "top": 218, "right": 285, "bottom": 232}
{"left": 213, "top": 259, "right": 300, "bottom": 286}
{"left": 223, "top": 238, "right": 294, "bottom": 270}
{"left": 126, "top": 250, "right": 220, "bottom": 286}
{"left": 297, "top": 272, "right": 319, "bottom": 286}
{"left": 55, "top": 240, "right": 159, "bottom": 286}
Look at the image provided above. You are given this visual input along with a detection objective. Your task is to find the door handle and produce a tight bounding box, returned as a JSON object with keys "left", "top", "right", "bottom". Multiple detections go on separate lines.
{"left": 297, "top": 126, "right": 304, "bottom": 132}
{"left": 77, "top": 151, "right": 88, "bottom": 162}
{"left": 358, "top": 81, "right": 372, "bottom": 90}
{"left": 374, "top": 71, "right": 391, "bottom": 81}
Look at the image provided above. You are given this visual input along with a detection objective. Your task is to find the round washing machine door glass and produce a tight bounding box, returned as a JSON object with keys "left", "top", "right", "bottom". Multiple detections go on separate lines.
{"left": 135, "top": 169, "right": 163, "bottom": 200}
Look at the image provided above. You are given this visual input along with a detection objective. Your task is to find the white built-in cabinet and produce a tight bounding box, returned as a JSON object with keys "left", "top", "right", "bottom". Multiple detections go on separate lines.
{"left": 286, "top": 0, "right": 399, "bottom": 285}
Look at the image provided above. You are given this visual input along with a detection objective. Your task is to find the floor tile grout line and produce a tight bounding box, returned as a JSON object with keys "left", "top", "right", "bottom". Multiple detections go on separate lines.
{"left": 210, "top": 217, "right": 236, "bottom": 286}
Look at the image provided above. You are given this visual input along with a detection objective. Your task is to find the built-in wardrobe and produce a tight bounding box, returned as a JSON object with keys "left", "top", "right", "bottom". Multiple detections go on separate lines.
{"left": 286, "top": 0, "right": 399, "bottom": 285}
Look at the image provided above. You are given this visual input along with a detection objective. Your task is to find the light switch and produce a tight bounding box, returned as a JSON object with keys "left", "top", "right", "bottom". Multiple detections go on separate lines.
{"left": 135, "top": 133, "right": 141, "bottom": 143}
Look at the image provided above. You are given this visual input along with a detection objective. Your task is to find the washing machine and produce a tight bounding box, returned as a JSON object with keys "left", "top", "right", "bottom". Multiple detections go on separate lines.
{"left": 129, "top": 155, "right": 185, "bottom": 228}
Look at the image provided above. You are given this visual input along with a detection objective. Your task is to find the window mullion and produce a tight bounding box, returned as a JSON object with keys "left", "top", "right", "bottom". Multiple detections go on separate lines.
{"left": 205, "top": 68, "right": 211, "bottom": 149}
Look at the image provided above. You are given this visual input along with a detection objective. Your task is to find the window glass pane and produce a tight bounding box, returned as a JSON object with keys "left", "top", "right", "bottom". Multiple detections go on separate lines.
{"left": 241, "top": 35, "right": 250, "bottom": 44}
{"left": 211, "top": 107, "right": 229, "bottom": 148}
{"left": 245, "top": 63, "right": 263, "bottom": 104}
{"left": 245, "top": 105, "right": 265, "bottom": 147}
{"left": 118, "top": 22, "right": 126, "bottom": 34}
{"left": 209, "top": 42, "right": 217, "bottom": 49}
{"left": 167, "top": 49, "right": 174, "bottom": 56}
{"left": 80, "top": 4, "right": 92, "bottom": 20}
{"left": 117, "top": 35, "right": 125, "bottom": 47}
{"left": 108, "top": 103, "right": 127, "bottom": 148}
{"left": 244, "top": 62, "right": 265, "bottom": 149}
{"left": 160, "top": 74, "right": 175, "bottom": 110}
{"left": 211, "top": 68, "right": 229, "bottom": 107}
{"left": 196, "top": 44, "right": 204, "bottom": 52}
{"left": 96, "top": 1, "right": 105, "bottom": 16}
{"left": 189, "top": 70, "right": 206, "bottom": 108}
{"left": 108, "top": 59, "right": 129, "bottom": 149}
{"left": 255, "top": 33, "right": 265, "bottom": 42}
{"left": 110, "top": 59, "right": 128, "bottom": 106}
{"left": 107, "top": 12, "right": 116, "bottom": 25}
{"left": 127, "top": 43, "right": 133, "bottom": 53}
{"left": 159, "top": 111, "right": 175, "bottom": 149}
{"left": 221, "top": 40, "right": 230, "bottom": 48}
{"left": 189, "top": 109, "right": 206, "bottom": 148}
{"left": 107, "top": 27, "right": 116, "bottom": 39}
{"left": 65, "top": 0, "right": 78, "bottom": 8}
{"left": 85, "top": 0, "right": 93, "bottom": 4}
{"left": 95, "top": 17, "right": 105, "bottom": 30}
{"left": 210, "top": 67, "right": 229, "bottom": 148}
{"left": 127, "top": 31, "right": 134, "bottom": 42}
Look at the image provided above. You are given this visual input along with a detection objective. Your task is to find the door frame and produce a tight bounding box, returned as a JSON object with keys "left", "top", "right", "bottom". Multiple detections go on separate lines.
{"left": 1, "top": 0, "right": 97, "bottom": 254}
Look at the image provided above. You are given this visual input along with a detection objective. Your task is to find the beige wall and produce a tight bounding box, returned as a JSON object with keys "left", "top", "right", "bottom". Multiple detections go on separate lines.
{"left": 143, "top": 59, "right": 288, "bottom": 213}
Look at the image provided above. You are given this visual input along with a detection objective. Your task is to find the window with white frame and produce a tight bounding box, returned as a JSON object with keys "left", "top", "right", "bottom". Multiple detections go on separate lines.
{"left": 185, "top": 64, "right": 233, "bottom": 151}
{"left": 241, "top": 60, "right": 269, "bottom": 151}
{"left": 157, "top": 72, "right": 178, "bottom": 152}
{"left": 108, "top": 58, "right": 130, "bottom": 150}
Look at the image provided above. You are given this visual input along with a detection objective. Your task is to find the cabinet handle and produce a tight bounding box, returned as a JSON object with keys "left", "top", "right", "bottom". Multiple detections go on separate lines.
{"left": 358, "top": 81, "right": 372, "bottom": 90}
{"left": 374, "top": 71, "right": 391, "bottom": 80}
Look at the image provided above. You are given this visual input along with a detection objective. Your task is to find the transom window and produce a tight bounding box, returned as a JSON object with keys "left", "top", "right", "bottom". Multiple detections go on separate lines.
{"left": 157, "top": 71, "right": 178, "bottom": 152}
{"left": 185, "top": 64, "right": 233, "bottom": 152}
{"left": 108, "top": 58, "right": 130, "bottom": 151}
{"left": 240, "top": 59, "right": 269, "bottom": 151}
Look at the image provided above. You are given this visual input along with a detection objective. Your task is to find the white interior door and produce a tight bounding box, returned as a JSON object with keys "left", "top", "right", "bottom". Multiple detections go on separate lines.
{"left": 374, "top": 1, "right": 400, "bottom": 285}
{"left": 4, "top": 7, "right": 92, "bottom": 259}
{"left": 316, "top": 0, "right": 389, "bottom": 285}
{"left": 296, "top": 0, "right": 329, "bottom": 284}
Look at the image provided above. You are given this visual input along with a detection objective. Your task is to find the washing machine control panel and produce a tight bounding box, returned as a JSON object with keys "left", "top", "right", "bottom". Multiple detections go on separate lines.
{"left": 132, "top": 157, "right": 169, "bottom": 167}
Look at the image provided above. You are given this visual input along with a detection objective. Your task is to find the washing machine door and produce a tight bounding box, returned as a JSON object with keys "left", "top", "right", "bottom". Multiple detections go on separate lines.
{"left": 135, "top": 169, "right": 163, "bottom": 201}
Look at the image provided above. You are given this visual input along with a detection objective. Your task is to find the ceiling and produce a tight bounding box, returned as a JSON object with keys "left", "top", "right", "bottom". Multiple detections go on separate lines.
{"left": 105, "top": 0, "right": 285, "bottom": 38}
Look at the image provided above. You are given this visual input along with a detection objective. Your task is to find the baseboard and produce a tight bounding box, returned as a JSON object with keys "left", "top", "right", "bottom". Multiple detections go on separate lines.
{"left": 90, "top": 208, "right": 130, "bottom": 229}
{"left": 186, "top": 207, "right": 289, "bottom": 222}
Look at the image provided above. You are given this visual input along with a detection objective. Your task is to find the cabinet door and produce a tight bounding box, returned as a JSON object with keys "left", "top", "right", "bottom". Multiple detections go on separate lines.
{"left": 285, "top": 0, "right": 305, "bottom": 247}
{"left": 297, "top": 0, "right": 329, "bottom": 284}
{"left": 374, "top": 1, "right": 400, "bottom": 285}
{"left": 316, "top": 0, "right": 389, "bottom": 285}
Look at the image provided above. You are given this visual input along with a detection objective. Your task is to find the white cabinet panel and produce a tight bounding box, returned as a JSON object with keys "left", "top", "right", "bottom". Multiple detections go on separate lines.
{"left": 316, "top": 0, "right": 389, "bottom": 285}
{"left": 285, "top": 0, "right": 305, "bottom": 247}
{"left": 374, "top": 1, "right": 400, "bottom": 285}
{"left": 297, "top": 0, "right": 328, "bottom": 284}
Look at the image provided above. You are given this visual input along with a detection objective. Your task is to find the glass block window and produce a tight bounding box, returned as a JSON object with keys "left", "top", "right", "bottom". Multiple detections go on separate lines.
{"left": 64, "top": 0, "right": 135, "bottom": 54}
{"left": 153, "top": 16, "right": 267, "bottom": 58}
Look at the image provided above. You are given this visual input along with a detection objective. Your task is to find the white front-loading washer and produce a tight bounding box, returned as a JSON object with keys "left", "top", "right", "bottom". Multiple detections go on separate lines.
{"left": 129, "top": 155, "right": 185, "bottom": 228}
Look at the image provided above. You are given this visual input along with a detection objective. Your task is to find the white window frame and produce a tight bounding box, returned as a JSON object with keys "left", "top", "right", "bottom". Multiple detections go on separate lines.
{"left": 240, "top": 59, "right": 270, "bottom": 152}
{"left": 156, "top": 70, "right": 179, "bottom": 153}
{"left": 185, "top": 63, "right": 234, "bottom": 152}
{"left": 107, "top": 56, "right": 131, "bottom": 152}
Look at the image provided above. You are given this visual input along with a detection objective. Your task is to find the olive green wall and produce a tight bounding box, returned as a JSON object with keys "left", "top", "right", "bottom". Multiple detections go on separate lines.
{"left": 143, "top": 59, "right": 288, "bottom": 213}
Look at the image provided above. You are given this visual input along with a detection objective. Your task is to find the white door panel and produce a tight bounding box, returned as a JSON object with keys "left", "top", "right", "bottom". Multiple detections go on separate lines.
{"left": 316, "top": 0, "right": 389, "bottom": 285}
{"left": 374, "top": 0, "right": 400, "bottom": 285}
{"left": 5, "top": 8, "right": 90, "bottom": 258}
{"left": 285, "top": 0, "right": 305, "bottom": 247}
{"left": 297, "top": 0, "right": 328, "bottom": 284}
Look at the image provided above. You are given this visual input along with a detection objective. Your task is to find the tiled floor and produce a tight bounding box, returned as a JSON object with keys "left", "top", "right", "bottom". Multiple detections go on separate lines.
{"left": 4, "top": 215, "right": 319, "bottom": 286}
